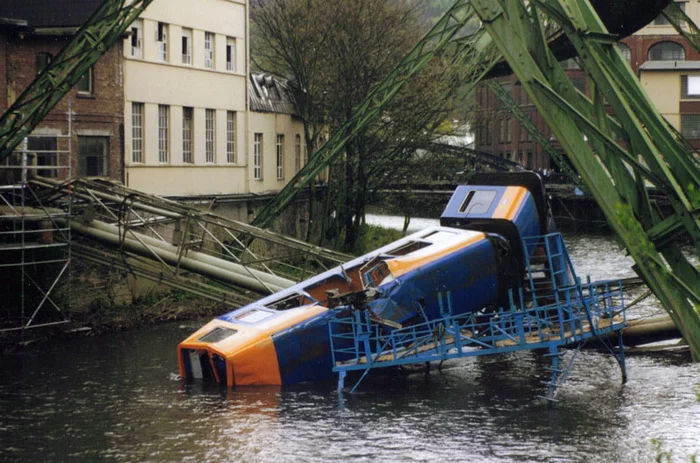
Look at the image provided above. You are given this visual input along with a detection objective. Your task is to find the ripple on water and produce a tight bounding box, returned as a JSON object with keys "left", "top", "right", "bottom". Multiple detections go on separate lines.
{"left": 1, "top": 233, "right": 700, "bottom": 462}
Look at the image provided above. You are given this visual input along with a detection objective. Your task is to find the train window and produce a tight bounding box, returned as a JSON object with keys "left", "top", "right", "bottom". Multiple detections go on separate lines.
{"left": 364, "top": 261, "right": 394, "bottom": 287}
{"left": 388, "top": 241, "right": 430, "bottom": 256}
{"left": 197, "top": 327, "right": 238, "bottom": 343}
{"left": 267, "top": 293, "right": 315, "bottom": 311}
{"left": 235, "top": 309, "right": 274, "bottom": 323}
{"left": 458, "top": 190, "right": 497, "bottom": 214}
{"left": 422, "top": 231, "right": 458, "bottom": 243}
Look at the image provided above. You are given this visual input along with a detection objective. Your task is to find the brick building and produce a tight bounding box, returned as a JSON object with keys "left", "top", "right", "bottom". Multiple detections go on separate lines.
{"left": 0, "top": 0, "right": 125, "bottom": 181}
{"left": 473, "top": 0, "right": 700, "bottom": 169}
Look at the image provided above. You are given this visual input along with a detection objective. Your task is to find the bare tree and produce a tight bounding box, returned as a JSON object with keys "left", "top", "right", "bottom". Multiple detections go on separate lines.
{"left": 252, "top": 0, "right": 459, "bottom": 251}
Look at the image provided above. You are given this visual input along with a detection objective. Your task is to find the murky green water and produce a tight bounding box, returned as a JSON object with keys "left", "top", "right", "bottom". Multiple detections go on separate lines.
{"left": 1, "top": 233, "right": 699, "bottom": 462}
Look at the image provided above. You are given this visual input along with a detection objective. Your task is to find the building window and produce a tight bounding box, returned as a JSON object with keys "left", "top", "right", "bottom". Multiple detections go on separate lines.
{"left": 226, "top": 111, "right": 236, "bottom": 163}
{"left": 519, "top": 124, "right": 526, "bottom": 142}
{"left": 570, "top": 75, "right": 586, "bottom": 93}
{"left": 276, "top": 134, "right": 284, "bottom": 179}
{"left": 303, "top": 144, "right": 308, "bottom": 165}
{"left": 204, "top": 32, "right": 214, "bottom": 69}
{"left": 226, "top": 37, "right": 235, "bottom": 72}
{"left": 498, "top": 83, "right": 511, "bottom": 108}
{"left": 648, "top": 41, "right": 685, "bottom": 61}
{"left": 28, "top": 136, "right": 57, "bottom": 178}
{"left": 484, "top": 120, "right": 491, "bottom": 145}
{"left": 182, "top": 28, "right": 192, "bottom": 65}
{"left": 36, "top": 53, "right": 51, "bottom": 76}
{"left": 681, "top": 75, "right": 700, "bottom": 99}
{"left": 158, "top": 105, "right": 169, "bottom": 163}
{"left": 183, "top": 107, "right": 193, "bottom": 163}
{"left": 295, "top": 134, "right": 301, "bottom": 173}
{"left": 78, "top": 136, "right": 108, "bottom": 177}
{"left": 617, "top": 43, "right": 631, "bottom": 63}
{"left": 254, "top": 133, "right": 263, "bottom": 179}
{"left": 77, "top": 66, "right": 93, "bottom": 95}
{"left": 498, "top": 119, "right": 505, "bottom": 143}
{"left": 156, "top": 22, "right": 168, "bottom": 62}
{"left": 517, "top": 84, "right": 526, "bottom": 105}
{"left": 506, "top": 118, "right": 512, "bottom": 143}
{"left": 653, "top": 2, "right": 685, "bottom": 25}
{"left": 205, "top": 109, "right": 215, "bottom": 163}
{"left": 681, "top": 114, "right": 700, "bottom": 138}
{"left": 131, "top": 103, "right": 143, "bottom": 163}
{"left": 130, "top": 19, "right": 143, "bottom": 58}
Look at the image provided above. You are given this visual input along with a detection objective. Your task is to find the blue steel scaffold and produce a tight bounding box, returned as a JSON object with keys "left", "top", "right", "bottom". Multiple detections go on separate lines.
{"left": 328, "top": 233, "right": 628, "bottom": 401}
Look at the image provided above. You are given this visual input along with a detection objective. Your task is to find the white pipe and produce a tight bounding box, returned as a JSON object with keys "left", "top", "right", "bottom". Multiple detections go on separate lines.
{"left": 86, "top": 219, "right": 295, "bottom": 289}
{"left": 71, "top": 220, "right": 293, "bottom": 294}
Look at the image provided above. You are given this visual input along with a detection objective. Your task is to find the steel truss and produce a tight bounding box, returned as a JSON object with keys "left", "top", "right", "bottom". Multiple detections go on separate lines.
{"left": 256, "top": 0, "right": 700, "bottom": 359}
{"left": 485, "top": 80, "right": 584, "bottom": 189}
{"left": 251, "top": 0, "right": 503, "bottom": 228}
{"left": 470, "top": 0, "right": 700, "bottom": 359}
{"left": 0, "top": 108, "right": 73, "bottom": 332}
{"left": 29, "top": 177, "right": 351, "bottom": 308}
{"left": 0, "top": 0, "right": 156, "bottom": 162}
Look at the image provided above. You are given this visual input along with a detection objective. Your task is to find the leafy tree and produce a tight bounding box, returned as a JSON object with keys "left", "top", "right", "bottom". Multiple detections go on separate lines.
{"left": 252, "top": 0, "right": 460, "bottom": 251}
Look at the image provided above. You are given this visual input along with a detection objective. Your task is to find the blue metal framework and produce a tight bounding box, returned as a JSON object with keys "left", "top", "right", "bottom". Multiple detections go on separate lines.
{"left": 329, "top": 233, "right": 627, "bottom": 401}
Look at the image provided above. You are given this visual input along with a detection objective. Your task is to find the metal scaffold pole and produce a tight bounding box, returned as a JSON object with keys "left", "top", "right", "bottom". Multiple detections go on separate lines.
{"left": 0, "top": 101, "right": 73, "bottom": 332}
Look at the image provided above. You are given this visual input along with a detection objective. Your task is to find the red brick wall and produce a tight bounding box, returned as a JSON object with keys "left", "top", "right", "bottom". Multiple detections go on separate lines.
{"left": 621, "top": 35, "right": 700, "bottom": 75}
{"left": 474, "top": 34, "right": 700, "bottom": 171}
{"left": 2, "top": 32, "right": 124, "bottom": 182}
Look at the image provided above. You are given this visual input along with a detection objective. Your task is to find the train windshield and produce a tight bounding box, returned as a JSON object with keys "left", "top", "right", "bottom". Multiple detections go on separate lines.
{"left": 363, "top": 261, "right": 393, "bottom": 288}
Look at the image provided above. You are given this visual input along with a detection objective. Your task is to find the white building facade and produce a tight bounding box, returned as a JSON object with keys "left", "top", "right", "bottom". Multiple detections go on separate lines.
{"left": 123, "top": 0, "right": 249, "bottom": 196}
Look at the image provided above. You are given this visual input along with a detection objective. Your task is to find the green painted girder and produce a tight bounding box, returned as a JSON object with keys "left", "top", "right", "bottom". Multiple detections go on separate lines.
{"left": 249, "top": 0, "right": 700, "bottom": 359}
{"left": 486, "top": 79, "right": 583, "bottom": 187}
{"left": 470, "top": 0, "right": 700, "bottom": 359}
{"left": 251, "top": 1, "right": 503, "bottom": 228}
{"left": 0, "top": 0, "right": 155, "bottom": 162}
{"left": 663, "top": 1, "right": 700, "bottom": 56}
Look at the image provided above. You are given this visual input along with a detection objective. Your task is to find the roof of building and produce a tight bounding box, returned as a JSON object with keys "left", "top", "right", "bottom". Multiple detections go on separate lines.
{"left": 249, "top": 73, "right": 301, "bottom": 116}
{"left": 0, "top": 0, "right": 101, "bottom": 29}
{"left": 639, "top": 60, "right": 700, "bottom": 71}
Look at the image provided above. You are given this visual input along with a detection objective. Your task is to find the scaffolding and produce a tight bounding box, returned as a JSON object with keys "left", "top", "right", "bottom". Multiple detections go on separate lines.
{"left": 0, "top": 105, "right": 73, "bottom": 332}
{"left": 26, "top": 174, "right": 351, "bottom": 312}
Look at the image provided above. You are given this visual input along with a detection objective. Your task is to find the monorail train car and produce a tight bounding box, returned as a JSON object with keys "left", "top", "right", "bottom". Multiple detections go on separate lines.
{"left": 178, "top": 173, "right": 554, "bottom": 386}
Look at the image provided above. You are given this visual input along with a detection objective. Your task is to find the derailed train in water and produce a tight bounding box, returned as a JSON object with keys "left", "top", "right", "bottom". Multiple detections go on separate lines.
{"left": 178, "top": 173, "right": 558, "bottom": 386}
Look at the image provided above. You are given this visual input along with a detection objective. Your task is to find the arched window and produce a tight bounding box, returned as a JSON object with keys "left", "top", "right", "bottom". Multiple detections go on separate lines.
{"left": 648, "top": 41, "right": 685, "bottom": 61}
{"left": 616, "top": 43, "right": 631, "bottom": 63}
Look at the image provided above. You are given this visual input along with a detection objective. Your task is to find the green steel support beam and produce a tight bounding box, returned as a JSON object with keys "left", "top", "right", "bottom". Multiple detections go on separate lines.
{"left": 251, "top": 0, "right": 503, "bottom": 228}
{"left": 470, "top": 0, "right": 700, "bottom": 359}
{"left": 663, "top": 0, "right": 700, "bottom": 56}
{"left": 0, "top": 0, "right": 155, "bottom": 161}
{"left": 486, "top": 79, "right": 582, "bottom": 187}
{"left": 253, "top": 0, "right": 700, "bottom": 358}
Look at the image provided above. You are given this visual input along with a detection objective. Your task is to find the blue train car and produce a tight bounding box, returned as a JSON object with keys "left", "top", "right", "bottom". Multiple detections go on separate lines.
{"left": 178, "top": 173, "right": 554, "bottom": 386}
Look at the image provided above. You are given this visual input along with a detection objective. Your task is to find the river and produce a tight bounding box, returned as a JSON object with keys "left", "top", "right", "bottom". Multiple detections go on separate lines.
{"left": 1, "top": 220, "right": 699, "bottom": 462}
